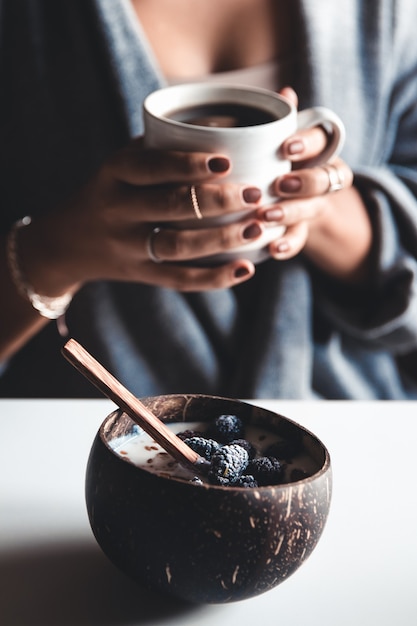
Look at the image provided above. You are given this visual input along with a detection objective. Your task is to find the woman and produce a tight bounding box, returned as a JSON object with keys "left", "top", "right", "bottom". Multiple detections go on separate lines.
{"left": 0, "top": 0, "right": 417, "bottom": 398}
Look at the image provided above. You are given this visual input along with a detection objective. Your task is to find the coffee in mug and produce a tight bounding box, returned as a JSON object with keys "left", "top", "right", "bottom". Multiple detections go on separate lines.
{"left": 166, "top": 102, "right": 280, "bottom": 128}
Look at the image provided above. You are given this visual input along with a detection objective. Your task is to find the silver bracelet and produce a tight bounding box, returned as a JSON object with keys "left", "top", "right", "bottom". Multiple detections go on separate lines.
{"left": 6, "top": 216, "right": 73, "bottom": 320}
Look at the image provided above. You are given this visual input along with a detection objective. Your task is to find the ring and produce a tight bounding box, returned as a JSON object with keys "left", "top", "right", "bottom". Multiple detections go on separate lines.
{"left": 146, "top": 227, "right": 163, "bottom": 263}
{"left": 321, "top": 163, "right": 345, "bottom": 193}
{"left": 190, "top": 185, "right": 203, "bottom": 219}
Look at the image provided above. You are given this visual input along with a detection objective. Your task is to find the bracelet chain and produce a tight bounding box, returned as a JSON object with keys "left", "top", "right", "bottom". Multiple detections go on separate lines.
{"left": 6, "top": 216, "right": 73, "bottom": 320}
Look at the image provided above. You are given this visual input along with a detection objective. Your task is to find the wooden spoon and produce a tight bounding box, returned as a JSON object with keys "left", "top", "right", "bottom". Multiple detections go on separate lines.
{"left": 62, "top": 338, "right": 207, "bottom": 472}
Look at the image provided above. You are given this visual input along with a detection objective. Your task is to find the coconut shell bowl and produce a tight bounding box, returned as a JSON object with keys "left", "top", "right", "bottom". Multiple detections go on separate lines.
{"left": 85, "top": 394, "right": 332, "bottom": 604}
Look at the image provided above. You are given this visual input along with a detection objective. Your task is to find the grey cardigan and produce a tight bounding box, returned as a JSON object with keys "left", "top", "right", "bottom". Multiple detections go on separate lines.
{"left": 1, "top": 0, "right": 417, "bottom": 398}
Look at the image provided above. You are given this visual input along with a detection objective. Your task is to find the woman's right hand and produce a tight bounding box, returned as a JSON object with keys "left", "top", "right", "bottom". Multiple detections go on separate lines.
{"left": 19, "top": 137, "right": 265, "bottom": 296}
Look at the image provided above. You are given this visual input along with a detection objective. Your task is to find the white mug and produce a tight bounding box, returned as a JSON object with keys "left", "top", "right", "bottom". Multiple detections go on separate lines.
{"left": 143, "top": 83, "right": 345, "bottom": 264}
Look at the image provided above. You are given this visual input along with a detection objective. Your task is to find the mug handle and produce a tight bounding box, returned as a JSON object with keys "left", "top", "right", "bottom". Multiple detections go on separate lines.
{"left": 296, "top": 106, "right": 346, "bottom": 167}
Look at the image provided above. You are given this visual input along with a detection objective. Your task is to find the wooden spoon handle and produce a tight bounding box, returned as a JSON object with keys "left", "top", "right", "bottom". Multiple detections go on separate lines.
{"left": 62, "top": 338, "right": 201, "bottom": 467}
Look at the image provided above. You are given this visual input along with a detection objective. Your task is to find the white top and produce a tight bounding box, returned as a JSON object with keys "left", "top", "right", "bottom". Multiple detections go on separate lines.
{"left": 167, "top": 58, "right": 291, "bottom": 91}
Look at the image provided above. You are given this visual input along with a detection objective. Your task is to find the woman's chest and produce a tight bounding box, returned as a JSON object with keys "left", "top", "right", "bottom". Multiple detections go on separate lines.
{"left": 130, "top": 0, "right": 294, "bottom": 78}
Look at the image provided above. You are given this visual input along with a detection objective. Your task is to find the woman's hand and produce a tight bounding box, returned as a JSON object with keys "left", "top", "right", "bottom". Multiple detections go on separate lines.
{"left": 19, "top": 138, "right": 266, "bottom": 296}
{"left": 260, "top": 87, "right": 373, "bottom": 283}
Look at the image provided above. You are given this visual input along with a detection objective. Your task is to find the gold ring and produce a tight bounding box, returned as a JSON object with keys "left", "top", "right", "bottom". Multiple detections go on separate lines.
{"left": 146, "top": 227, "right": 163, "bottom": 263}
{"left": 190, "top": 185, "right": 203, "bottom": 219}
{"left": 322, "top": 163, "right": 345, "bottom": 193}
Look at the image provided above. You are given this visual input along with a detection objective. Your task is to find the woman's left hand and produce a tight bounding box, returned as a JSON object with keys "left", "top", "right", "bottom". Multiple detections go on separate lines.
{"left": 260, "top": 87, "right": 373, "bottom": 283}
{"left": 262, "top": 154, "right": 354, "bottom": 258}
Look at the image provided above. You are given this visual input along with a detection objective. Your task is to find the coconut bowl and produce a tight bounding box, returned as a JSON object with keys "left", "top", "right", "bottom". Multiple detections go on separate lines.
{"left": 85, "top": 394, "right": 331, "bottom": 604}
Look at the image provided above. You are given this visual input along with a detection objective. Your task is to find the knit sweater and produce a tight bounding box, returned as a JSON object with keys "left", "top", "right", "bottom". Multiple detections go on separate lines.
{"left": 1, "top": 0, "right": 417, "bottom": 398}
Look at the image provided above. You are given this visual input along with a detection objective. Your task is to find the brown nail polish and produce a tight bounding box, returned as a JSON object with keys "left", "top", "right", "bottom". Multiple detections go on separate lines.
{"left": 265, "top": 207, "right": 284, "bottom": 222}
{"left": 287, "top": 140, "right": 304, "bottom": 155}
{"left": 279, "top": 177, "right": 301, "bottom": 193}
{"left": 243, "top": 222, "right": 262, "bottom": 240}
{"left": 242, "top": 187, "right": 262, "bottom": 203}
{"left": 208, "top": 157, "right": 230, "bottom": 173}
{"left": 274, "top": 240, "right": 290, "bottom": 253}
{"left": 234, "top": 266, "right": 251, "bottom": 279}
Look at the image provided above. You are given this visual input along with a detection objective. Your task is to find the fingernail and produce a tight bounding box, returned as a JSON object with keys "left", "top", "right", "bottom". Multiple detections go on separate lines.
{"left": 234, "top": 266, "right": 251, "bottom": 279}
{"left": 264, "top": 207, "right": 284, "bottom": 222}
{"left": 243, "top": 222, "right": 262, "bottom": 240}
{"left": 274, "top": 240, "right": 290, "bottom": 253}
{"left": 286, "top": 139, "right": 304, "bottom": 155}
{"left": 279, "top": 176, "right": 301, "bottom": 193}
{"left": 242, "top": 187, "right": 262, "bottom": 203}
{"left": 207, "top": 157, "right": 230, "bottom": 173}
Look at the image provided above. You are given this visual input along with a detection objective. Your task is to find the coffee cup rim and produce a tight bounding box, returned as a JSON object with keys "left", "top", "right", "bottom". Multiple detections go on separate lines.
{"left": 143, "top": 82, "right": 294, "bottom": 131}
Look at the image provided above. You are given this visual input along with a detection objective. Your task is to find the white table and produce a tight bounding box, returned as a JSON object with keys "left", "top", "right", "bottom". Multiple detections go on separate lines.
{"left": 1, "top": 399, "right": 416, "bottom": 626}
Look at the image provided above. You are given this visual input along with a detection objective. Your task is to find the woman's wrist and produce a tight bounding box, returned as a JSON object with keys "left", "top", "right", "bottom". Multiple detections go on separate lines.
{"left": 6, "top": 216, "right": 79, "bottom": 319}
{"left": 303, "top": 186, "right": 373, "bottom": 283}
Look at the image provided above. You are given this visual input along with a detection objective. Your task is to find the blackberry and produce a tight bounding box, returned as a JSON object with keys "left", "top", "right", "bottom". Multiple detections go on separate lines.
{"left": 234, "top": 474, "right": 259, "bottom": 488}
{"left": 230, "top": 438, "right": 257, "bottom": 460}
{"left": 177, "top": 429, "right": 205, "bottom": 441}
{"left": 208, "top": 444, "right": 249, "bottom": 486}
{"left": 211, "top": 414, "right": 244, "bottom": 443}
{"left": 184, "top": 436, "right": 221, "bottom": 461}
{"left": 247, "top": 456, "right": 285, "bottom": 486}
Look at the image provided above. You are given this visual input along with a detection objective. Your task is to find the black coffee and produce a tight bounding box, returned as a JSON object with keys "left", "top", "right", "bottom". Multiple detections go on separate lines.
{"left": 167, "top": 102, "right": 278, "bottom": 128}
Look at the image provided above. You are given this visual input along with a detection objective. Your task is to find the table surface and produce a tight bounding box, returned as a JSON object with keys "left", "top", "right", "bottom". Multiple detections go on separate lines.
{"left": 1, "top": 399, "right": 416, "bottom": 626}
